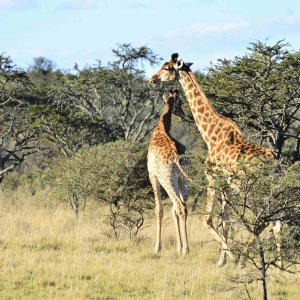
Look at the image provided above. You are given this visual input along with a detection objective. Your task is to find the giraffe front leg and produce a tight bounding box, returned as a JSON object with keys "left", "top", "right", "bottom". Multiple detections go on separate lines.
{"left": 203, "top": 184, "right": 234, "bottom": 266}
{"left": 155, "top": 203, "right": 163, "bottom": 253}
{"left": 149, "top": 175, "right": 163, "bottom": 254}
{"left": 217, "top": 194, "right": 231, "bottom": 267}
{"left": 239, "top": 235, "right": 255, "bottom": 268}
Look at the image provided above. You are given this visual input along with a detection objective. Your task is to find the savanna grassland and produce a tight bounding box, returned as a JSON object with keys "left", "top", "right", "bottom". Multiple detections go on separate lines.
{"left": 0, "top": 188, "right": 299, "bottom": 300}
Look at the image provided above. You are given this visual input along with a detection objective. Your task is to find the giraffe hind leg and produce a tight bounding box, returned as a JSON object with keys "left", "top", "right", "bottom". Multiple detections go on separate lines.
{"left": 160, "top": 172, "right": 189, "bottom": 255}
{"left": 272, "top": 220, "right": 283, "bottom": 269}
{"left": 178, "top": 174, "right": 189, "bottom": 203}
{"left": 239, "top": 222, "right": 269, "bottom": 268}
{"left": 172, "top": 205, "right": 182, "bottom": 254}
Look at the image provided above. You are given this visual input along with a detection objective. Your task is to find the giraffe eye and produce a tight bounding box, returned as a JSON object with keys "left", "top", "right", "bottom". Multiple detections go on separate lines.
{"left": 163, "top": 66, "right": 173, "bottom": 71}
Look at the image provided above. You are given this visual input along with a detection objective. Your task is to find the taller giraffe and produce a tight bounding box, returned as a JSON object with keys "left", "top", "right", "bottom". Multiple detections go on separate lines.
{"left": 149, "top": 54, "right": 282, "bottom": 267}
{"left": 148, "top": 89, "right": 190, "bottom": 255}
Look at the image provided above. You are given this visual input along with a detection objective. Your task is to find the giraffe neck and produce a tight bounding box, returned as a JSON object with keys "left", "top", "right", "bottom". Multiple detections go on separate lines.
{"left": 179, "top": 70, "right": 240, "bottom": 150}
{"left": 157, "top": 102, "right": 173, "bottom": 134}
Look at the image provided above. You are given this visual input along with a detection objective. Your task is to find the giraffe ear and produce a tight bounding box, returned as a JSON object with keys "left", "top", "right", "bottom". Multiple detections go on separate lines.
{"left": 176, "top": 59, "right": 184, "bottom": 69}
{"left": 185, "top": 62, "right": 193, "bottom": 68}
{"left": 163, "top": 93, "right": 167, "bottom": 103}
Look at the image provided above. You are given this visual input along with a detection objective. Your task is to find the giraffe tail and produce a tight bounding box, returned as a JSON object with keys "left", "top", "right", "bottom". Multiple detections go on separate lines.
{"left": 174, "top": 159, "right": 193, "bottom": 183}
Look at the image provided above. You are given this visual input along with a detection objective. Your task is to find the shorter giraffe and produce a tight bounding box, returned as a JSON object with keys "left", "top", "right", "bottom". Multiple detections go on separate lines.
{"left": 148, "top": 89, "right": 190, "bottom": 255}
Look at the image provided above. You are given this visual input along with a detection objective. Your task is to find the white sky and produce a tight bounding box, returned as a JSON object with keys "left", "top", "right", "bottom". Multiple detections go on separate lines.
{"left": 1, "top": 0, "right": 300, "bottom": 77}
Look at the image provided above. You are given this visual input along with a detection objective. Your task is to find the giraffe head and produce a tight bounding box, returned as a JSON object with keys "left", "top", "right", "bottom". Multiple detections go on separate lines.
{"left": 165, "top": 89, "right": 185, "bottom": 120}
{"left": 149, "top": 53, "right": 193, "bottom": 84}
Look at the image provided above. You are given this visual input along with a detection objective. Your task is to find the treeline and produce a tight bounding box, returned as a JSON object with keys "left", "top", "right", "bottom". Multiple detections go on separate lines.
{"left": 1, "top": 41, "right": 299, "bottom": 180}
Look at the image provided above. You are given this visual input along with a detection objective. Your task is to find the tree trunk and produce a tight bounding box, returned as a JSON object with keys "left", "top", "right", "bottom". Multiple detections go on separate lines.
{"left": 257, "top": 237, "right": 268, "bottom": 300}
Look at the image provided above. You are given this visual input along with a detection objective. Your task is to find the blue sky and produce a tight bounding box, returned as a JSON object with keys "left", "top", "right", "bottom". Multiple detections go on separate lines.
{"left": 1, "top": 0, "right": 300, "bottom": 77}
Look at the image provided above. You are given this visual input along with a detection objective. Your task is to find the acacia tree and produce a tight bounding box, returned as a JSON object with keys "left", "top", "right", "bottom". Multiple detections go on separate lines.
{"left": 26, "top": 56, "right": 56, "bottom": 105}
{"left": 0, "top": 54, "right": 38, "bottom": 180}
{"left": 27, "top": 105, "right": 123, "bottom": 158}
{"left": 48, "top": 44, "right": 165, "bottom": 142}
{"left": 198, "top": 40, "right": 300, "bottom": 160}
{"left": 105, "top": 43, "right": 166, "bottom": 141}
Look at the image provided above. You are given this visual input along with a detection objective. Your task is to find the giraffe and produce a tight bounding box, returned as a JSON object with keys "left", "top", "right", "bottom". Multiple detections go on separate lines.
{"left": 148, "top": 89, "right": 190, "bottom": 255}
{"left": 149, "top": 53, "right": 282, "bottom": 267}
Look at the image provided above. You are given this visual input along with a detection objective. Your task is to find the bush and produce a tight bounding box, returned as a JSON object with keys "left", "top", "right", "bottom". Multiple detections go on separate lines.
{"left": 1, "top": 170, "right": 45, "bottom": 193}
{"left": 49, "top": 140, "right": 153, "bottom": 237}
{"left": 212, "top": 160, "right": 300, "bottom": 300}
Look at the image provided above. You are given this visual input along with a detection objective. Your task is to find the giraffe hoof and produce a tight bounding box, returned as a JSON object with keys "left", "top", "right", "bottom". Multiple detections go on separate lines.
{"left": 238, "top": 259, "right": 246, "bottom": 269}
{"left": 154, "top": 245, "right": 161, "bottom": 253}
{"left": 182, "top": 247, "right": 189, "bottom": 255}
{"left": 277, "top": 259, "right": 283, "bottom": 270}
{"left": 217, "top": 257, "right": 227, "bottom": 267}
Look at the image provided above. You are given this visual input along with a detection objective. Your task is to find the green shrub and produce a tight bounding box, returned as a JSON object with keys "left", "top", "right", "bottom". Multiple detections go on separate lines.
{"left": 48, "top": 140, "right": 153, "bottom": 237}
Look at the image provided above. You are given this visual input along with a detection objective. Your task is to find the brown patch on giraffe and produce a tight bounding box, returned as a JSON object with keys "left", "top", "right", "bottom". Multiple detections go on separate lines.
{"left": 225, "top": 139, "right": 233, "bottom": 146}
{"left": 217, "top": 131, "right": 224, "bottom": 140}
{"left": 193, "top": 99, "right": 199, "bottom": 107}
{"left": 208, "top": 124, "right": 216, "bottom": 136}
{"left": 228, "top": 148, "right": 236, "bottom": 156}
{"left": 202, "top": 123, "right": 208, "bottom": 132}
{"left": 187, "top": 83, "right": 193, "bottom": 90}
{"left": 210, "top": 142, "right": 216, "bottom": 149}
{"left": 197, "top": 106, "right": 204, "bottom": 114}
{"left": 214, "top": 127, "right": 221, "bottom": 135}
{"left": 193, "top": 89, "right": 199, "bottom": 98}
{"left": 223, "top": 146, "right": 230, "bottom": 155}
{"left": 211, "top": 135, "right": 217, "bottom": 142}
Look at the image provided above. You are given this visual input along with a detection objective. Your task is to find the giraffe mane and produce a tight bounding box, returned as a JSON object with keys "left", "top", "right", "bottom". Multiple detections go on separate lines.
{"left": 187, "top": 71, "right": 242, "bottom": 136}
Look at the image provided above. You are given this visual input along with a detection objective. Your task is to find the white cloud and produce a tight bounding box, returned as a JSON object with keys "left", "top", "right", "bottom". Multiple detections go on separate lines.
{"left": 166, "top": 22, "right": 249, "bottom": 39}
{"left": 282, "top": 13, "right": 300, "bottom": 25}
{"left": 59, "top": 0, "right": 96, "bottom": 10}
{"left": 188, "top": 22, "right": 249, "bottom": 35}
{"left": 0, "top": 0, "right": 36, "bottom": 9}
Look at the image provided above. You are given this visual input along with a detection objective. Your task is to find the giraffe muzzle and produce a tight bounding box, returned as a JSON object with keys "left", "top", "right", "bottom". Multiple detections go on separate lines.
{"left": 149, "top": 75, "right": 159, "bottom": 84}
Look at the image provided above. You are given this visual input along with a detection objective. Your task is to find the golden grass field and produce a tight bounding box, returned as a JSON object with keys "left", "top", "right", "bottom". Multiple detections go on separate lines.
{"left": 0, "top": 188, "right": 299, "bottom": 300}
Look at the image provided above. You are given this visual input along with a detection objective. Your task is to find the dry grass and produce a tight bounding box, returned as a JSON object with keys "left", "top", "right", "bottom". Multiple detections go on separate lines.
{"left": 0, "top": 188, "right": 299, "bottom": 300}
